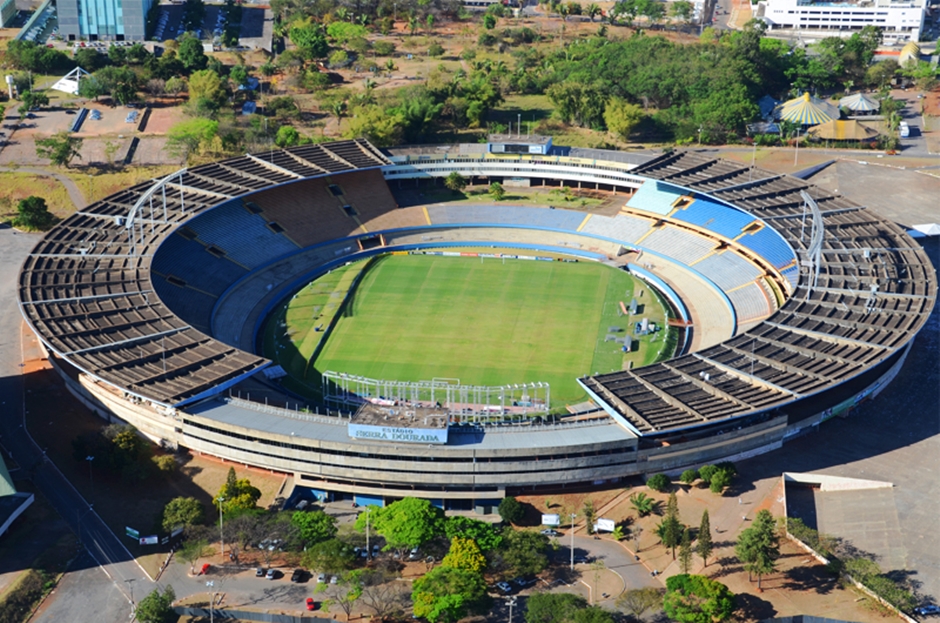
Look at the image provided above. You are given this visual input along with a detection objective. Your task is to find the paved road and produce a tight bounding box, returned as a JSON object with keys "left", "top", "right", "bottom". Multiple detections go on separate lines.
{"left": 0, "top": 226, "right": 151, "bottom": 622}
{"left": 0, "top": 166, "right": 87, "bottom": 210}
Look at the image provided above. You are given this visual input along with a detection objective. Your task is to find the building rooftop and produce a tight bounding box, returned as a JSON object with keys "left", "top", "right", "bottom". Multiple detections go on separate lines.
{"left": 352, "top": 403, "right": 450, "bottom": 429}
{"left": 487, "top": 133, "right": 553, "bottom": 145}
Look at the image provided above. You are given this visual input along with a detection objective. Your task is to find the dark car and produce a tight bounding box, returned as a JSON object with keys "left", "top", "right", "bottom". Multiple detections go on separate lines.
{"left": 916, "top": 606, "right": 940, "bottom": 616}
{"left": 290, "top": 569, "right": 306, "bottom": 583}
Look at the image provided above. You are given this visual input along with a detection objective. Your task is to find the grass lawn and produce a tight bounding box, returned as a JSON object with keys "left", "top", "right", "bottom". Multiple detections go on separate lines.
{"left": 277, "top": 253, "right": 676, "bottom": 405}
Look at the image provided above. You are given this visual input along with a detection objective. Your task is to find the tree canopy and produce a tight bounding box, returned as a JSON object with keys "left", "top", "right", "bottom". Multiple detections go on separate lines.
{"left": 412, "top": 566, "right": 489, "bottom": 623}
{"left": 355, "top": 497, "right": 444, "bottom": 551}
{"left": 13, "top": 196, "right": 54, "bottom": 230}
{"left": 663, "top": 574, "right": 736, "bottom": 623}
{"left": 735, "top": 509, "right": 779, "bottom": 589}
{"left": 499, "top": 529, "right": 550, "bottom": 578}
{"left": 291, "top": 510, "right": 337, "bottom": 547}
{"left": 162, "top": 497, "right": 205, "bottom": 532}
{"left": 135, "top": 585, "right": 177, "bottom": 623}
{"left": 214, "top": 467, "right": 262, "bottom": 516}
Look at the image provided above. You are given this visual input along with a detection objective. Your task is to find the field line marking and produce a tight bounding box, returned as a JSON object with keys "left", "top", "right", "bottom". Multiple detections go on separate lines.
{"left": 422, "top": 206, "right": 432, "bottom": 225}
{"left": 576, "top": 214, "right": 592, "bottom": 232}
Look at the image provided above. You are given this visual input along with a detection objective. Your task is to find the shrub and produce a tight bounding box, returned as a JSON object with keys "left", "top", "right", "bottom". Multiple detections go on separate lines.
{"left": 373, "top": 40, "right": 396, "bottom": 56}
{"left": 646, "top": 473, "right": 670, "bottom": 492}
{"left": 679, "top": 469, "right": 699, "bottom": 485}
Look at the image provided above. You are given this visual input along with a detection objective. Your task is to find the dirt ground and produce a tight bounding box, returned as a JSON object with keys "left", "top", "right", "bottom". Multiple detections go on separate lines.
{"left": 521, "top": 478, "right": 905, "bottom": 622}
{"left": 20, "top": 324, "right": 287, "bottom": 579}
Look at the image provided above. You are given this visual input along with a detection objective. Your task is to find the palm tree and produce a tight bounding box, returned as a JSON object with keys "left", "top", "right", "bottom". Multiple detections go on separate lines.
{"left": 426, "top": 14, "right": 435, "bottom": 35}
{"left": 586, "top": 3, "right": 602, "bottom": 21}
{"left": 408, "top": 15, "right": 420, "bottom": 36}
{"left": 629, "top": 492, "right": 656, "bottom": 517}
{"left": 331, "top": 100, "right": 348, "bottom": 128}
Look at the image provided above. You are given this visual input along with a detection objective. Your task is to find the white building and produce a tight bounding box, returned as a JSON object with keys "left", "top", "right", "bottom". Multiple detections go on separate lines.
{"left": 756, "top": 0, "right": 928, "bottom": 43}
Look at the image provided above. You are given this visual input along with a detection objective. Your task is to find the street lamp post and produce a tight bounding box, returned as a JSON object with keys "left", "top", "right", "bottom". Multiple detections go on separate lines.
{"left": 124, "top": 578, "right": 136, "bottom": 618}
{"left": 365, "top": 507, "right": 371, "bottom": 559}
{"left": 506, "top": 596, "right": 517, "bottom": 623}
{"left": 85, "top": 456, "right": 94, "bottom": 494}
{"left": 206, "top": 581, "right": 216, "bottom": 623}
{"left": 569, "top": 513, "right": 577, "bottom": 570}
{"left": 794, "top": 127, "right": 801, "bottom": 166}
{"left": 217, "top": 497, "right": 225, "bottom": 562}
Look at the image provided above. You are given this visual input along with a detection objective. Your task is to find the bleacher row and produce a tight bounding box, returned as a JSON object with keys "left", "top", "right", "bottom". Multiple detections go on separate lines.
{"left": 582, "top": 150, "right": 936, "bottom": 434}
{"left": 19, "top": 140, "right": 392, "bottom": 405}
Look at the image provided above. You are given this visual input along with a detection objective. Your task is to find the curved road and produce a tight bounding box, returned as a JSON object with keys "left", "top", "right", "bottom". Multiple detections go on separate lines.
{"left": 0, "top": 227, "right": 150, "bottom": 622}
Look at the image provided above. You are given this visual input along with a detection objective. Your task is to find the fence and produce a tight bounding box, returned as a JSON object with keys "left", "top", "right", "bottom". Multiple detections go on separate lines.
{"left": 172, "top": 607, "right": 340, "bottom": 623}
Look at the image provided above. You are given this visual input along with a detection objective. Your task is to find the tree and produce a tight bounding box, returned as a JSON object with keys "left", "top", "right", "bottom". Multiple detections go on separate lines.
{"left": 500, "top": 529, "right": 550, "bottom": 578}
{"left": 709, "top": 469, "right": 732, "bottom": 494}
{"left": 13, "top": 196, "right": 54, "bottom": 230}
{"left": 444, "top": 517, "right": 502, "bottom": 551}
{"left": 604, "top": 97, "right": 644, "bottom": 141}
{"left": 670, "top": 0, "right": 693, "bottom": 23}
{"left": 78, "top": 76, "right": 107, "bottom": 101}
{"left": 177, "top": 33, "right": 208, "bottom": 71}
{"left": 166, "top": 118, "right": 220, "bottom": 158}
{"left": 483, "top": 13, "right": 497, "bottom": 29}
{"left": 658, "top": 493, "right": 682, "bottom": 560}
{"left": 442, "top": 536, "right": 486, "bottom": 573}
{"left": 214, "top": 467, "right": 262, "bottom": 515}
{"left": 108, "top": 44, "right": 127, "bottom": 65}
{"left": 428, "top": 42, "right": 445, "bottom": 57}
{"left": 525, "top": 593, "right": 587, "bottom": 623}
{"left": 35, "top": 132, "right": 83, "bottom": 168}
{"left": 229, "top": 64, "right": 250, "bottom": 88}
{"left": 866, "top": 59, "right": 899, "bottom": 90}
{"left": 582, "top": 499, "right": 597, "bottom": 535}
{"left": 18, "top": 90, "right": 49, "bottom": 117}
{"left": 290, "top": 22, "right": 329, "bottom": 59}
{"left": 663, "top": 574, "right": 735, "bottom": 623}
{"left": 359, "top": 569, "right": 410, "bottom": 618}
{"left": 275, "top": 125, "right": 300, "bottom": 147}
{"left": 646, "top": 473, "right": 670, "bottom": 492}
{"left": 135, "top": 585, "right": 176, "bottom": 623}
{"left": 186, "top": 69, "right": 226, "bottom": 112}
{"left": 697, "top": 510, "right": 712, "bottom": 567}
{"left": 680, "top": 469, "right": 699, "bottom": 486}
{"left": 323, "top": 570, "right": 363, "bottom": 619}
{"left": 444, "top": 171, "right": 467, "bottom": 194}
{"left": 165, "top": 76, "right": 187, "bottom": 99}
{"left": 412, "top": 566, "right": 489, "bottom": 623}
{"left": 182, "top": 0, "right": 206, "bottom": 32}
{"left": 735, "top": 509, "right": 779, "bottom": 589}
{"left": 629, "top": 492, "right": 656, "bottom": 517}
{"left": 162, "top": 497, "right": 205, "bottom": 532}
{"left": 291, "top": 509, "right": 337, "bottom": 547}
{"left": 302, "top": 537, "right": 355, "bottom": 575}
{"left": 179, "top": 538, "right": 212, "bottom": 574}
{"left": 498, "top": 496, "right": 524, "bottom": 524}
{"left": 355, "top": 498, "right": 444, "bottom": 553}
{"left": 489, "top": 181, "right": 506, "bottom": 202}
{"left": 678, "top": 528, "right": 693, "bottom": 574}
{"left": 615, "top": 587, "right": 663, "bottom": 620}
{"left": 586, "top": 3, "right": 602, "bottom": 20}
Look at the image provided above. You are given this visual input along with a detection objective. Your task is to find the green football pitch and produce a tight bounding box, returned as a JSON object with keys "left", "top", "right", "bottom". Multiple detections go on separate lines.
{"left": 264, "top": 253, "right": 677, "bottom": 405}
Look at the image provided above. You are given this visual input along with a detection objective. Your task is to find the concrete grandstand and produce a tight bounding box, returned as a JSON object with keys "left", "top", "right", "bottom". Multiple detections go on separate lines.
{"left": 17, "top": 140, "right": 936, "bottom": 507}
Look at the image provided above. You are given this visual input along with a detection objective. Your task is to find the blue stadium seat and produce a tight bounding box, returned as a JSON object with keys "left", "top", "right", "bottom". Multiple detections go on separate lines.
{"left": 671, "top": 198, "right": 755, "bottom": 240}
{"left": 581, "top": 214, "right": 653, "bottom": 243}
{"left": 726, "top": 282, "right": 772, "bottom": 323}
{"left": 641, "top": 227, "right": 716, "bottom": 265}
{"left": 151, "top": 274, "right": 216, "bottom": 333}
{"left": 186, "top": 200, "right": 299, "bottom": 269}
{"left": 152, "top": 234, "right": 249, "bottom": 298}
{"left": 694, "top": 252, "right": 762, "bottom": 291}
{"left": 737, "top": 226, "right": 796, "bottom": 269}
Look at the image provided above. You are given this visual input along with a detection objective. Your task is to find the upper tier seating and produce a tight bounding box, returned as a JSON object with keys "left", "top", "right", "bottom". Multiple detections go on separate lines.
{"left": 186, "top": 199, "right": 300, "bottom": 269}
{"left": 693, "top": 251, "right": 763, "bottom": 291}
{"left": 737, "top": 226, "right": 796, "bottom": 269}
{"left": 726, "top": 282, "right": 772, "bottom": 324}
{"left": 248, "top": 179, "right": 363, "bottom": 248}
{"left": 427, "top": 205, "right": 585, "bottom": 230}
{"left": 641, "top": 226, "right": 717, "bottom": 265}
{"left": 150, "top": 274, "right": 216, "bottom": 333}
{"left": 626, "top": 181, "right": 686, "bottom": 215}
{"left": 151, "top": 233, "right": 249, "bottom": 297}
{"left": 671, "top": 198, "right": 756, "bottom": 240}
{"left": 581, "top": 214, "right": 653, "bottom": 244}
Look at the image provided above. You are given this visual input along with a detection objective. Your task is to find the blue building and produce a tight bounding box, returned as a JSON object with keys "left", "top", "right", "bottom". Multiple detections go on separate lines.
{"left": 57, "top": 0, "right": 152, "bottom": 41}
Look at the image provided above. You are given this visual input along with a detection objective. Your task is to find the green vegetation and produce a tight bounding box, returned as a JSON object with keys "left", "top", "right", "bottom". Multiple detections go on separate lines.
{"left": 697, "top": 510, "right": 713, "bottom": 567}
{"left": 11, "top": 196, "right": 55, "bottom": 231}
{"left": 296, "top": 254, "right": 675, "bottom": 404}
{"left": 35, "top": 133, "right": 83, "bottom": 168}
{"left": 355, "top": 498, "right": 445, "bottom": 553}
{"left": 646, "top": 473, "right": 671, "bottom": 492}
{"left": 629, "top": 492, "right": 657, "bottom": 517}
{"left": 663, "top": 574, "right": 736, "bottom": 623}
{"left": 214, "top": 466, "right": 262, "bottom": 516}
{"left": 135, "top": 585, "right": 177, "bottom": 623}
{"left": 735, "top": 509, "right": 779, "bottom": 589}
{"left": 161, "top": 496, "right": 204, "bottom": 532}
{"left": 498, "top": 496, "right": 525, "bottom": 525}
{"left": 525, "top": 593, "right": 615, "bottom": 623}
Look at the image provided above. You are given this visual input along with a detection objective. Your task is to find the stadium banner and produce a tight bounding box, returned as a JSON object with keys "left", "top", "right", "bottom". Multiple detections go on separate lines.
{"left": 348, "top": 423, "right": 448, "bottom": 444}
{"left": 594, "top": 518, "right": 616, "bottom": 532}
{"left": 542, "top": 514, "right": 561, "bottom": 526}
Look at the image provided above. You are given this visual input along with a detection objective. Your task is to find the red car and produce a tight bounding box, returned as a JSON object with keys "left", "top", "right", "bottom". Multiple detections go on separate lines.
{"left": 306, "top": 598, "right": 316, "bottom": 611}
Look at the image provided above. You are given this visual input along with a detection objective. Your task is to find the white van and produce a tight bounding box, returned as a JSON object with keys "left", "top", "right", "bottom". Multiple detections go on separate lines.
{"left": 899, "top": 121, "right": 910, "bottom": 138}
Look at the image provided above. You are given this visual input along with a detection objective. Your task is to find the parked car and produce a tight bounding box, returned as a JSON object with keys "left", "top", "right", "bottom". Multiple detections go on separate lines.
{"left": 408, "top": 547, "right": 420, "bottom": 560}
{"left": 329, "top": 575, "right": 338, "bottom": 584}
{"left": 306, "top": 598, "right": 316, "bottom": 611}
{"left": 372, "top": 544, "right": 380, "bottom": 556}
{"left": 512, "top": 577, "right": 536, "bottom": 589}
{"left": 255, "top": 567, "right": 265, "bottom": 577}
{"left": 266, "top": 568, "right": 279, "bottom": 580}
{"left": 495, "top": 581, "right": 513, "bottom": 594}
{"left": 916, "top": 605, "right": 940, "bottom": 616}
{"left": 317, "top": 573, "right": 327, "bottom": 583}
{"left": 540, "top": 529, "right": 559, "bottom": 537}
{"left": 290, "top": 569, "right": 306, "bottom": 583}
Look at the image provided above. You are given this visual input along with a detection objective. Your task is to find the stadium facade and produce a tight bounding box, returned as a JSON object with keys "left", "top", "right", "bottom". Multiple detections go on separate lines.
{"left": 18, "top": 140, "right": 936, "bottom": 509}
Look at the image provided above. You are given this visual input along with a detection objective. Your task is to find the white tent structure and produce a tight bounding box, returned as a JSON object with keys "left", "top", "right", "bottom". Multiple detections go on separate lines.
{"left": 912, "top": 223, "right": 940, "bottom": 236}
{"left": 50, "top": 67, "right": 91, "bottom": 96}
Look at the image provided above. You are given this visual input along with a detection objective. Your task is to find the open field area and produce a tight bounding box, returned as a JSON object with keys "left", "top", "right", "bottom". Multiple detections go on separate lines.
{"left": 275, "top": 253, "right": 677, "bottom": 405}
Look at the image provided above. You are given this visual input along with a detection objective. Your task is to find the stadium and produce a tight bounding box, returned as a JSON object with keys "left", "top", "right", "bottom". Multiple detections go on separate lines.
{"left": 17, "top": 138, "right": 937, "bottom": 510}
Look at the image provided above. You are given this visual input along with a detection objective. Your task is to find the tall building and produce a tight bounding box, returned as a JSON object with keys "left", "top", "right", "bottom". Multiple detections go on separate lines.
{"left": 57, "top": 0, "right": 152, "bottom": 41}
{"left": 756, "top": 0, "right": 928, "bottom": 43}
